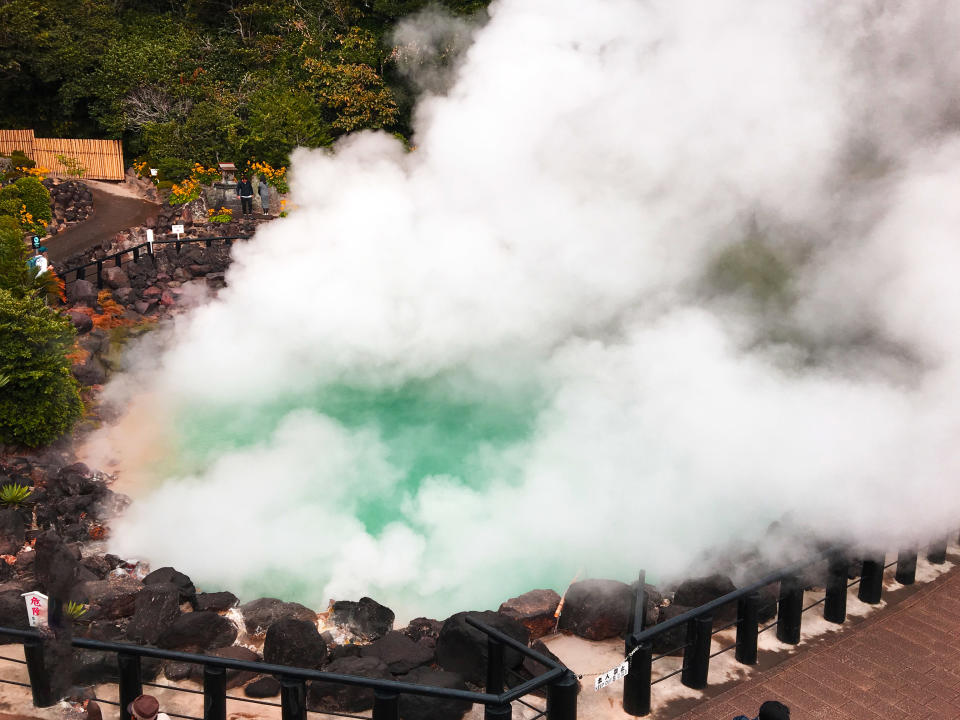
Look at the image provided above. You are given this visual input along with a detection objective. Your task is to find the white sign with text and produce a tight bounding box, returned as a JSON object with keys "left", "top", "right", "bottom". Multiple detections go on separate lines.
{"left": 21, "top": 591, "right": 48, "bottom": 627}
{"left": 594, "top": 660, "right": 630, "bottom": 691}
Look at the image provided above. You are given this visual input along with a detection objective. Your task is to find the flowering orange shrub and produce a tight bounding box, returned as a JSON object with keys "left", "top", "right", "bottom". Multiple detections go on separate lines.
{"left": 248, "top": 161, "right": 288, "bottom": 193}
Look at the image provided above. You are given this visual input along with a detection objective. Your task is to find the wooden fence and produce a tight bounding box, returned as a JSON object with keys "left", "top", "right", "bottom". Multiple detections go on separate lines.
{"left": 0, "top": 130, "right": 125, "bottom": 181}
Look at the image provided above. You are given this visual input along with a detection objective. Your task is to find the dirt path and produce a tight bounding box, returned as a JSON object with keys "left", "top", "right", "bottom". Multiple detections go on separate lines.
{"left": 46, "top": 182, "right": 158, "bottom": 265}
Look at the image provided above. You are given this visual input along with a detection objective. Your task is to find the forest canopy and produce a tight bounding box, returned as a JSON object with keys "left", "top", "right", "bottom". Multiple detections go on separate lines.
{"left": 0, "top": 0, "right": 486, "bottom": 179}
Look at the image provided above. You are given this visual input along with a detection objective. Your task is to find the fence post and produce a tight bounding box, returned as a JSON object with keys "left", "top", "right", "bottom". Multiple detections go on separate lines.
{"left": 176, "top": 240, "right": 182, "bottom": 252}
{"left": 622, "top": 639, "right": 651, "bottom": 717}
{"left": 205, "top": 238, "right": 213, "bottom": 248}
{"left": 280, "top": 675, "right": 306, "bottom": 720}
{"left": 486, "top": 637, "right": 505, "bottom": 694}
{"left": 115, "top": 254, "right": 122, "bottom": 267}
{"left": 928, "top": 538, "right": 948, "bottom": 565}
{"left": 77, "top": 266, "right": 85, "bottom": 281}
{"left": 118, "top": 652, "right": 142, "bottom": 720}
{"left": 133, "top": 247, "right": 140, "bottom": 262}
{"left": 95, "top": 260, "right": 104, "bottom": 289}
{"left": 22, "top": 634, "right": 53, "bottom": 707}
{"left": 895, "top": 549, "right": 917, "bottom": 585}
{"left": 484, "top": 702, "right": 511, "bottom": 720}
{"left": 680, "top": 615, "right": 712, "bottom": 689}
{"left": 858, "top": 556, "right": 884, "bottom": 604}
{"left": 776, "top": 576, "right": 803, "bottom": 645}
{"left": 735, "top": 592, "right": 759, "bottom": 665}
{"left": 203, "top": 665, "right": 226, "bottom": 720}
{"left": 824, "top": 553, "right": 847, "bottom": 624}
{"left": 372, "top": 689, "right": 399, "bottom": 720}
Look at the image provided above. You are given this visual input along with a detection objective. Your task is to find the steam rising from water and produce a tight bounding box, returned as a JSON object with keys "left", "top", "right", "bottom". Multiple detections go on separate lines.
{"left": 94, "top": 0, "right": 960, "bottom": 619}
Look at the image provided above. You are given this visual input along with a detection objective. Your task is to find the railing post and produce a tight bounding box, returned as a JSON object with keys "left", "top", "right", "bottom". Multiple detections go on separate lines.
{"left": 372, "top": 689, "right": 398, "bottom": 720}
{"left": 133, "top": 247, "right": 140, "bottom": 262}
{"left": 206, "top": 238, "right": 213, "bottom": 248}
{"left": 96, "top": 260, "right": 103, "bottom": 289}
{"left": 895, "top": 549, "right": 917, "bottom": 585}
{"left": 622, "top": 639, "right": 651, "bottom": 717}
{"left": 680, "top": 614, "right": 711, "bottom": 689}
{"left": 735, "top": 591, "right": 759, "bottom": 665}
{"left": 486, "top": 637, "right": 504, "bottom": 694}
{"left": 77, "top": 266, "right": 85, "bottom": 281}
{"left": 176, "top": 240, "right": 182, "bottom": 252}
{"left": 484, "top": 702, "right": 511, "bottom": 720}
{"left": 22, "top": 634, "right": 53, "bottom": 707}
{"left": 118, "top": 652, "right": 142, "bottom": 720}
{"left": 928, "top": 538, "right": 948, "bottom": 565}
{"left": 824, "top": 553, "right": 847, "bottom": 624}
{"left": 115, "top": 254, "right": 122, "bottom": 267}
{"left": 548, "top": 669, "right": 578, "bottom": 720}
{"left": 776, "top": 576, "right": 803, "bottom": 645}
{"left": 280, "top": 675, "right": 306, "bottom": 720}
{"left": 858, "top": 556, "right": 884, "bottom": 604}
{"left": 203, "top": 665, "right": 226, "bottom": 720}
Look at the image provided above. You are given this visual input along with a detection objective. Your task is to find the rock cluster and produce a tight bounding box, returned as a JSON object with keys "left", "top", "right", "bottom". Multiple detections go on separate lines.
{"left": 43, "top": 179, "right": 93, "bottom": 235}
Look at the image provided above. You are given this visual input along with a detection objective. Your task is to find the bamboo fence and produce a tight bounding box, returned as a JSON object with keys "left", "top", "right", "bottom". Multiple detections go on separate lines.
{"left": 0, "top": 130, "right": 125, "bottom": 181}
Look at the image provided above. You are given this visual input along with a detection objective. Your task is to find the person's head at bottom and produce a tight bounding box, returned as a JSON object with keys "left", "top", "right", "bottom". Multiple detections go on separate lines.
{"left": 128, "top": 694, "right": 160, "bottom": 720}
{"left": 758, "top": 700, "right": 790, "bottom": 720}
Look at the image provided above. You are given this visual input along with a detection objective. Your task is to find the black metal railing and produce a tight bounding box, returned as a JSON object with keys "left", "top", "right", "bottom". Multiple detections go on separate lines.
{"left": 620, "top": 535, "right": 956, "bottom": 716}
{"left": 0, "top": 617, "right": 577, "bottom": 720}
{"left": 59, "top": 234, "right": 251, "bottom": 290}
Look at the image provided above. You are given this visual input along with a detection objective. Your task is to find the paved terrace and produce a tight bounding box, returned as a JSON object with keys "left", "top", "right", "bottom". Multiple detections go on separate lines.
{"left": 669, "top": 560, "right": 960, "bottom": 720}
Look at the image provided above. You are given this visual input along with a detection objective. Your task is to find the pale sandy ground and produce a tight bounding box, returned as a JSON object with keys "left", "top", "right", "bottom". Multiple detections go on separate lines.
{"left": 81, "top": 180, "right": 146, "bottom": 200}
{"left": 0, "top": 553, "right": 951, "bottom": 719}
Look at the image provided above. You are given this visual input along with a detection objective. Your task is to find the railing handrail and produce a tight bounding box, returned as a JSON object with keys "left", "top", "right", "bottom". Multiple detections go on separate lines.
{"left": 60, "top": 234, "right": 250, "bottom": 277}
{"left": 0, "top": 618, "right": 567, "bottom": 705}
{"left": 631, "top": 547, "right": 840, "bottom": 644}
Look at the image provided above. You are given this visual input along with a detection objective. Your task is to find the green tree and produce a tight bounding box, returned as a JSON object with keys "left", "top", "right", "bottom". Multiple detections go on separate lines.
{"left": 0, "top": 288, "right": 83, "bottom": 447}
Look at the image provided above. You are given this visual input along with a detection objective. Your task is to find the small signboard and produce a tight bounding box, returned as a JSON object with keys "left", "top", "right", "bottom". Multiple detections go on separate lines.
{"left": 21, "top": 591, "right": 48, "bottom": 627}
{"left": 32, "top": 236, "right": 40, "bottom": 249}
{"left": 594, "top": 660, "right": 630, "bottom": 691}
{"left": 146, "top": 228, "right": 154, "bottom": 253}
{"left": 171, "top": 224, "right": 185, "bottom": 239}
{"left": 149, "top": 168, "right": 158, "bottom": 177}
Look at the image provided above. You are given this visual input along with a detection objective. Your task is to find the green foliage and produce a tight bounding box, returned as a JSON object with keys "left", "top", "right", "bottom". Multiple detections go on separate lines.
{"left": 0, "top": 215, "right": 33, "bottom": 295}
{"left": 0, "top": 289, "right": 83, "bottom": 448}
{"left": 14, "top": 177, "right": 52, "bottom": 224}
{"left": 65, "top": 601, "right": 88, "bottom": 620}
{"left": 0, "top": 185, "right": 22, "bottom": 218}
{"left": 55, "top": 154, "right": 86, "bottom": 179}
{"left": 0, "top": 483, "right": 32, "bottom": 507}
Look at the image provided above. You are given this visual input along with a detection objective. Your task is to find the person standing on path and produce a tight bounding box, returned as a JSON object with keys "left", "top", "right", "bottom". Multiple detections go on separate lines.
{"left": 237, "top": 175, "right": 254, "bottom": 215}
{"left": 258, "top": 176, "right": 271, "bottom": 215}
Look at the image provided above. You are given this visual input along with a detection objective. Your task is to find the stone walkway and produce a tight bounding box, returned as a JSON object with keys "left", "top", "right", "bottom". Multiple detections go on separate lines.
{"left": 672, "top": 563, "right": 960, "bottom": 720}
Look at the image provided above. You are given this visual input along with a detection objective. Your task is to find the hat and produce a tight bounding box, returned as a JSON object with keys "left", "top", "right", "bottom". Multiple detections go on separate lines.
{"left": 758, "top": 700, "right": 790, "bottom": 720}
{"left": 127, "top": 694, "right": 160, "bottom": 720}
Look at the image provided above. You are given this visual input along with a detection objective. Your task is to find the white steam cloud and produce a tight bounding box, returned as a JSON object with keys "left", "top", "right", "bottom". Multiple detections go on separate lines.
{"left": 95, "top": 0, "right": 960, "bottom": 620}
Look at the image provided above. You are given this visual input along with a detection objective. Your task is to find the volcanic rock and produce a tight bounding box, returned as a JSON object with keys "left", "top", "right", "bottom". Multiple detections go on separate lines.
{"left": 126, "top": 583, "right": 182, "bottom": 644}
{"left": 402, "top": 617, "right": 442, "bottom": 643}
{"left": 164, "top": 661, "right": 192, "bottom": 681}
{"left": 195, "top": 591, "right": 238, "bottom": 612}
{"left": 436, "top": 610, "right": 530, "bottom": 685}
{"left": 0, "top": 589, "right": 30, "bottom": 644}
{"left": 113, "top": 287, "right": 136, "bottom": 305}
{"left": 35, "top": 531, "right": 86, "bottom": 598}
{"left": 142, "top": 567, "right": 196, "bottom": 604}
{"left": 142, "top": 285, "right": 162, "bottom": 298}
{"left": 79, "top": 554, "right": 113, "bottom": 580}
{"left": 189, "top": 646, "right": 260, "bottom": 688}
{"left": 245, "top": 676, "right": 280, "bottom": 698}
{"left": 673, "top": 574, "right": 738, "bottom": 621}
{"left": 73, "top": 649, "right": 161, "bottom": 686}
{"left": 652, "top": 604, "right": 691, "bottom": 655}
{"left": 307, "top": 656, "right": 392, "bottom": 713}
{"left": 498, "top": 589, "right": 561, "bottom": 640}
{"left": 397, "top": 667, "right": 472, "bottom": 720}
{"left": 156, "top": 611, "right": 237, "bottom": 651}
{"left": 263, "top": 618, "right": 327, "bottom": 670}
{"left": 519, "top": 640, "right": 569, "bottom": 698}
{"left": 83, "top": 621, "right": 126, "bottom": 642}
{"left": 101, "top": 267, "right": 129, "bottom": 289}
{"left": 72, "top": 356, "right": 107, "bottom": 386}
{"left": 72, "top": 575, "right": 143, "bottom": 619}
{"left": 67, "top": 310, "right": 94, "bottom": 334}
{"left": 67, "top": 279, "right": 97, "bottom": 306}
{"left": 557, "top": 579, "right": 633, "bottom": 641}
{"left": 240, "top": 597, "right": 316, "bottom": 636}
{"left": 360, "top": 630, "right": 434, "bottom": 674}
{"left": 329, "top": 597, "right": 394, "bottom": 640}
{"left": 0, "top": 509, "right": 25, "bottom": 555}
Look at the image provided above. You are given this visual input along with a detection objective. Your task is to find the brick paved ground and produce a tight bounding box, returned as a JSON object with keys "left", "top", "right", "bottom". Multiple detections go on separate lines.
{"left": 670, "top": 565, "right": 960, "bottom": 720}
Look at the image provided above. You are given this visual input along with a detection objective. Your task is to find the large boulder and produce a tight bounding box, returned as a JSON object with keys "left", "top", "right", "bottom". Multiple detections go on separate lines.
{"left": 67, "top": 279, "right": 98, "bottom": 306}
{"left": 189, "top": 646, "right": 260, "bottom": 688}
{"left": 142, "top": 567, "right": 196, "bottom": 605}
{"left": 360, "top": 631, "right": 434, "bottom": 674}
{"left": 397, "top": 667, "right": 472, "bottom": 720}
{"left": 557, "top": 579, "right": 632, "bottom": 641}
{"left": 263, "top": 618, "right": 327, "bottom": 670}
{"left": 245, "top": 676, "right": 280, "bottom": 698}
{"left": 101, "top": 267, "right": 129, "bottom": 290}
{"left": 126, "top": 583, "right": 182, "bottom": 645}
{"left": 651, "top": 604, "right": 691, "bottom": 655}
{"left": 195, "top": 591, "right": 238, "bottom": 612}
{"left": 71, "top": 575, "right": 143, "bottom": 619}
{"left": 240, "top": 597, "right": 316, "bottom": 636}
{"left": 73, "top": 649, "right": 160, "bottom": 686}
{"left": 330, "top": 597, "right": 394, "bottom": 641}
{"left": 156, "top": 611, "right": 237, "bottom": 651}
{"left": 673, "top": 574, "right": 738, "bottom": 621}
{"left": 0, "top": 509, "right": 25, "bottom": 555}
{"left": 402, "top": 617, "right": 442, "bottom": 644}
{"left": 0, "top": 589, "right": 30, "bottom": 644}
{"left": 436, "top": 611, "right": 530, "bottom": 685}
{"left": 66, "top": 310, "right": 93, "bottom": 335}
{"left": 72, "top": 356, "right": 107, "bottom": 386}
{"left": 498, "top": 589, "right": 561, "bottom": 640}
{"left": 307, "top": 656, "right": 392, "bottom": 713}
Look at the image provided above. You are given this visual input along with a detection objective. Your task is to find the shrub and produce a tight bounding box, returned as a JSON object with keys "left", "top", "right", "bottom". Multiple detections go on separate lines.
{"left": 14, "top": 177, "right": 52, "bottom": 225}
{"left": 0, "top": 289, "right": 84, "bottom": 447}
{"left": 0, "top": 184, "right": 22, "bottom": 218}
{"left": 65, "top": 601, "right": 88, "bottom": 620}
{"left": 0, "top": 216, "right": 33, "bottom": 294}
{"left": 0, "top": 483, "right": 31, "bottom": 507}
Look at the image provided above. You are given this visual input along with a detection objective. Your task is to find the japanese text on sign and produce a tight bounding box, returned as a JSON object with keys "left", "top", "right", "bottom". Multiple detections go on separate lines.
{"left": 594, "top": 660, "right": 630, "bottom": 691}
